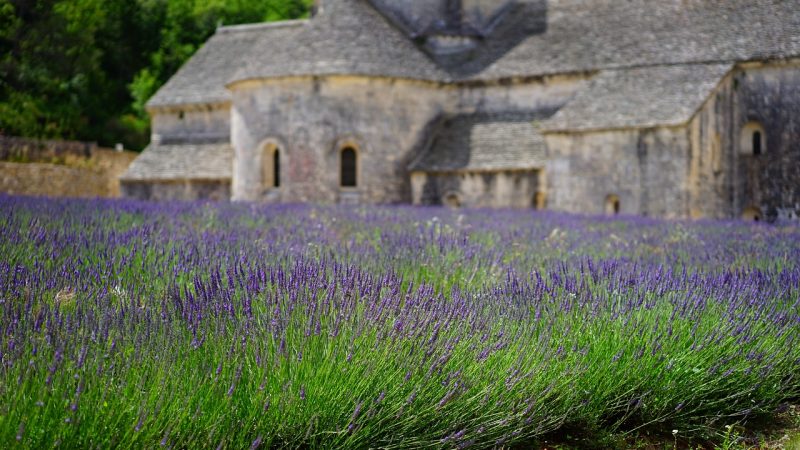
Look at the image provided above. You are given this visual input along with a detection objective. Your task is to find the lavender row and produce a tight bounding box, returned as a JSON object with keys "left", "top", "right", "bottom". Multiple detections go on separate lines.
{"left": 0, "top": 195, "right": 798, "bottom": 448}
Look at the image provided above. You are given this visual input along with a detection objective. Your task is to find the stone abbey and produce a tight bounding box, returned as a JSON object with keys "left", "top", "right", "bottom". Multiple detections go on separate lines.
{"left": 122, "top": 0, "right": 800, "bottom": 220}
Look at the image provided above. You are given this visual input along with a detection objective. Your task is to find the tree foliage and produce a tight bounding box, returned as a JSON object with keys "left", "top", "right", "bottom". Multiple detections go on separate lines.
{"left": 0, "top": 0, "right": 311, "bottom": 150}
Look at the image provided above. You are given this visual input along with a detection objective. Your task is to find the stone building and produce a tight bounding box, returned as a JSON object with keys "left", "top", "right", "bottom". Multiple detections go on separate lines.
{"left": 121, "top": 0, "right": 800, "bottom": 220}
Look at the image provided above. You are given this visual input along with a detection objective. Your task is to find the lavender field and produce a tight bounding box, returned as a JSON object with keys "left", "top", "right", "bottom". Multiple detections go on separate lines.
{"left": 1, "top": 195, "right": 799, "bottom": 448}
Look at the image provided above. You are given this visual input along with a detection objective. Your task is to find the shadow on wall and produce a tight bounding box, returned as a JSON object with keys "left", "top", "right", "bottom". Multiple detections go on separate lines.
{"left": 368, "top": 0, "right": 548, "bottom": 77}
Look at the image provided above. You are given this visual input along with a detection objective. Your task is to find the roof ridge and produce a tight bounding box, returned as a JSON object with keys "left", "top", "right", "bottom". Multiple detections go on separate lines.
{"left": 216, "top": 19, "right": 309, "bottom": 34}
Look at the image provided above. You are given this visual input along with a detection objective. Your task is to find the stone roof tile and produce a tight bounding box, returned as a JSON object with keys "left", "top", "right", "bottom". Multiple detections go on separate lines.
{"left": 540, "top": 63, "right": 732, "bottom": 132}
{"left": 473, "top": 0, "right": 800, "bottom": 81}
{"left": 121, "top": 143, "right": 233, "bottom": 180}
{"left": 230, "top": 0, "right": 446, "bottom": 85}
{"left": 150, "top": 0, "right": 800, "bottom": 105}
{"left": 146, "top": 21, "right": 305, "bottom": 108}
{"left": 411, "top": 111, "right": 555, "bottom": 172}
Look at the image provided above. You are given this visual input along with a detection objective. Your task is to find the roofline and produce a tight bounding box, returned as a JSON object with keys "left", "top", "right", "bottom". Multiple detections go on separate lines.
{"left": 678, "top": 58, "right": 800, "bottom": 132}
{"left": 146, "top": 100, "right": 231, "bottom": 114}
{"left": 225, "top": 73, "right": 450, "bottom": 91}
{"left": 682, "top": 66, "right": 735, "bottom": 130}
{"left": 120, "top": 176, "right": 232, "bottom": 183}
{"left": 153, "top": 57, "right": 800, "bottom": 114}
{"left": 541, "top": 122, "right": 690, "bottom": 135}
{"left": 540, "top": 62, "right": 740, "bottom": 135}
{"left": 225, "top": 71, "right": 596, "bottom": 93}
{"left": 216, "top": 19, "right": 309, "bottom": 34}
{"left": 409, "top": 166, "right": 543, "bottom": 175}
{"left": 226, "top": 55, "right": 800, "bottom": 90}
{"left": 223, "top": 60, "right": 740, "bottom": 91}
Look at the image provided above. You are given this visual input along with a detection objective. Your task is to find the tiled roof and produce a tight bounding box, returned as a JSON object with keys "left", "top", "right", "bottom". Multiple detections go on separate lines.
{"left": 471, "top": 0, "right": 800, "bottom": 81}
{"left": 230, "top": 0, "right": 446, "bottom": 85}
{"left": 121, "top": 144, "right": 233, "bottom": 181}
{"left": 540, "top": 63, "right": 732, "bottom": 132}
{"left": 149, "top": 0, "right": 800, "bottom": 105}
{"left": 146, "top": 21, "right": 305, "bottom": 108}
{"left": 410, "top": 111, "right": 554, "bottom": 172}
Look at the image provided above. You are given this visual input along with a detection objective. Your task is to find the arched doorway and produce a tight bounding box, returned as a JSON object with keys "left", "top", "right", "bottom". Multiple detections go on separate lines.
{"left": 605, "top": 194, "right": 620, "bottom": 215}
{"left": 741, "top": 206, "right": 763, "bottom": 222}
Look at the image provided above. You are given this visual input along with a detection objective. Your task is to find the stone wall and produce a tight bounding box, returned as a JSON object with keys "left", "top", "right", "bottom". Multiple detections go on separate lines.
{"left": 231, "top": 76, "right": 452, "bottom": 204}
{"left": 0, "top": 144, "right": 137, "bottom": 198}
{"left": 686, "top": 73, "right": 735, "bottom": 219}
{"left": 544, "top": 127, "right": 690, "bottom": 218}
{"left": 411, "top": 170, "right": 543, "bottom": 209}
{"left": 732, "top": 62, "right": 800, "bottom": 221}
{"left": 0, "top": 163, "right": 109, "bottom": 198}
{"left": 541, "top": 61, "right": 800, "bottom": 221}
{"left": 121, "top": 180, "right": 230, "bottom": 202}
{"left": 140, "top": 64, "right": 798, "bottom": 218}
{"left": 453, "top": 74, "right": 587, "bottom": 115}
{"left": 150, "top": 103, "right": 231, "bottom": 145}
{"left": 0, "top": 135, "right": 95, "bottom": 162}
{"left": 229, "top": 74, "right": 584, "bottom": 205}
{"left": 686, "top": 61, "right": 800, "bottom": 221}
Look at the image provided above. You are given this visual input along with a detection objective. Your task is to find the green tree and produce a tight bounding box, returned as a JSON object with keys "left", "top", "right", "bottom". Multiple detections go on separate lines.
{"left": 129, "top": 0, "right": 313, "bottom": 132}
{"left": 0, "top": 0, "right": 106, "bottom": 139}
{"left": 0, "top": 0, "right": 311, "bottom": 151}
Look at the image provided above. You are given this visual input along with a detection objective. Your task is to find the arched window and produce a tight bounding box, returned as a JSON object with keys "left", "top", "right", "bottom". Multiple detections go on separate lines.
{"left": 740, "top": 122, "right": 766, "bottom": 156}
{"left": 340, "top": 147, "right": 357, "bottom": 187}
{"left": 273, "top": 149, "right": 281, "bottom": 188}
{"left": 261, "top": 143, "right": 281, "bottom": 191}
{"left": 752, "top": 131, "right": 762, "bottom": 156}
{"left": 533, "top": 192, "right": 547, "bottom": 210}
{"left": 605, "top": 194, "right": 620, "bottom": 216}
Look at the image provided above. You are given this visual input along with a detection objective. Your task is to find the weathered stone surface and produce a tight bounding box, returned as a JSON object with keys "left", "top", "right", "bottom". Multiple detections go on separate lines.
{"left": 411, "top": 170, "right": 543, "bottom": 209}
{"left": 541, "top": 64, "right": 733, "bottom": 133}
{"left": 121, "top": 143, "right": 233, "bottom": 181}
{"left": 0, "top": 136, "right": 95, "bottom": 161}
{"left": 231, "top": 77, "right": 450, "bottom": 204}
{"left": 151, "top": 105, "right": 231, "bottom": 146}
{"left": 411, "top": 111, "right": 555, "bottom": 172}
{"left": 125, "top": 1, "right": 800, "bottom": 220}
{"left": 121, "top": 180, "right": 230, "bottom": 202}
{"left": 544, "top": 127, "right": 690, "bottom": 218}
{"left": 0, "top": 148, "right": 136, "bottom": 198}
{"left": 687, "top": 62, "right": 800, "bottom": 221}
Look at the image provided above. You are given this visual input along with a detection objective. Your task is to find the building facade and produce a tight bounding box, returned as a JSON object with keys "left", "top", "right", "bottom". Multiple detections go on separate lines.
{"left": 122, "top": 0, "right": 800, "bottom": 221}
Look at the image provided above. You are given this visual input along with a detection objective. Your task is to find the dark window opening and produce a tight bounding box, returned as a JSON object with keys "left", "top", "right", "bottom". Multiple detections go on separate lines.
{"left": 273, "top": 149, "right": 281, "bottom": 188}
{"left": 341, "top": 147, "right": 357, "bottom": 187}
{"left": 752, "top": 131, "right": 762, "bottom": 156}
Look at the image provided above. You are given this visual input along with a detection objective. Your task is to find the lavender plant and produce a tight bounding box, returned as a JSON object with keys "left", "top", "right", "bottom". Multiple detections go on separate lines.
{"left": 0, "top": 195, "right": 798, "bottom": 448}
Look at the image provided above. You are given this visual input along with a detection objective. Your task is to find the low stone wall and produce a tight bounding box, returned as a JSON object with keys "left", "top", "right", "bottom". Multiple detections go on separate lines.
{"left": 87, "top": 149, "right": 139, "bottom": 197}
{"left": 0, "top": 162, "right": 109, "bottom": 198}
{"left": 0, "top": 145, "right": 138, "bottom": 198}
{"left": 0, "top": 135, "right": 95, "bottom": 162}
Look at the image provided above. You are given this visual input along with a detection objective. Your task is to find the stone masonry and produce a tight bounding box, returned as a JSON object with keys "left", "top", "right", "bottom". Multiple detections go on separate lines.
{"left": 123, "top": 0, "right": 800, "bottom": 221}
